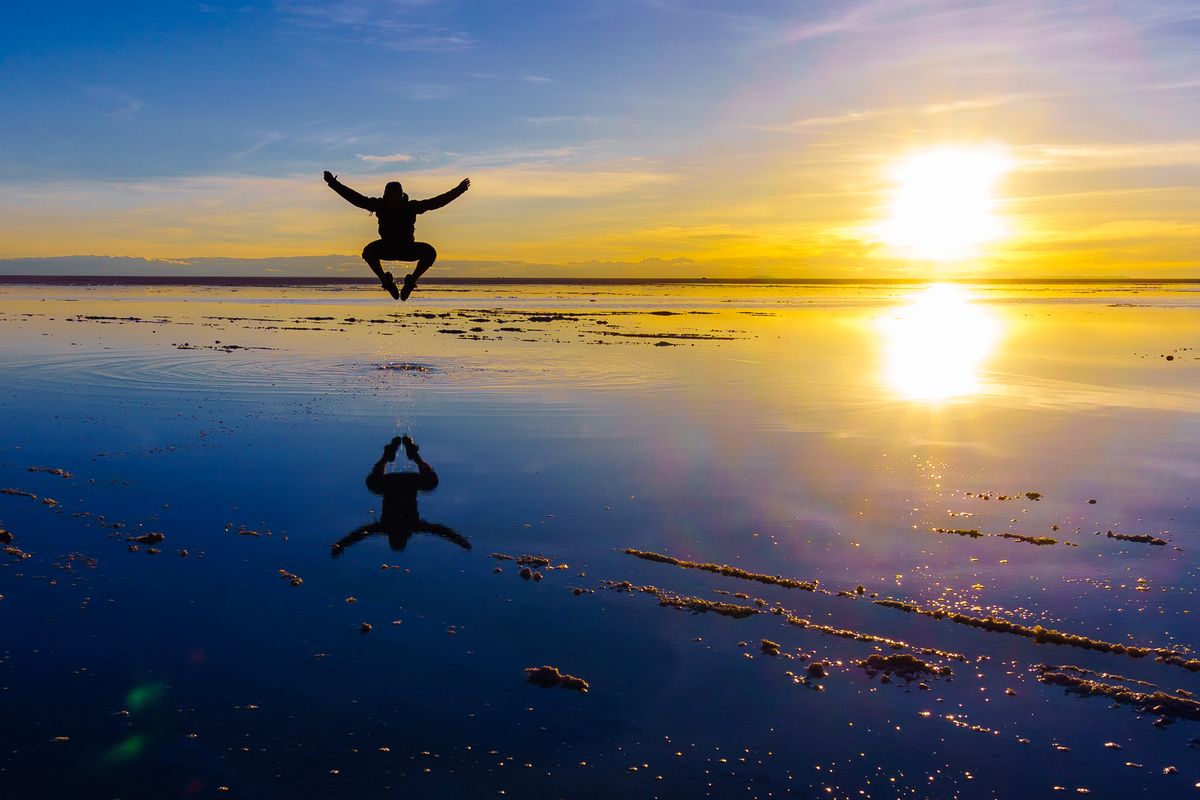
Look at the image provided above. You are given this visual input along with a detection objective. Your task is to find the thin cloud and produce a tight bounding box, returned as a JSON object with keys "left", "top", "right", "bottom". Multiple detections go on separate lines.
{"left": 85, "top": 87, "right": 145, "bottom": 119}
{"left": 765, "top": 0, "right": 1200, "bottom": 53}
{"left": 447, "top": 145, "right": 586, "bottom": 168}
{"left": 223, "top": 124, "right": 395, "bottom": 167}
{"left": 761, "top": 93, "right": 1054, "bottom": 131}
{"left": 356, "top": 152, "right": 414, "bottom": 163}
{"left": 1049, "top": 220, "right": 1200, "bottom": 242}
{"left": 767, "top": 0, "right": 926, "bottom": 46}
{"left": 393, "top": 83, "right": 457, "bottom": 100}
{"left": 232, "top": 131, "right": 286, "bottom": 160}
{"left": 1019, "top": 140, "right": 1200, "bottom": 171}
{"left": 276, "top": 0, "right": 473, "bottom": 52}
{"left": 779, "top": 110, "right": 882, "bottom": 129}
{"left": 1155, "top": 79, "right": 1200, "bottom": 92}
{"left": 769, "top": 0, "right": 1030, "bottom": 47}
{"left": 467, "top": 72, "right": 560, "bottom": 87}
{"left": 523, "top": 114, "right": 618, "bottom": 126}
{"left": 460, "top": 164, "right": 679, "bottom": 199}
{"left": 0, "top": 157, "right": 682, "bottom": 258}
{"left": 626, "top": 0, "right": 765, "bottom": 29}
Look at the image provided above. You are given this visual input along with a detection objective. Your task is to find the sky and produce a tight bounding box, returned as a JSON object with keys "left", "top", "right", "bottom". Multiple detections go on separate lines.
{"left": 1, "top": 0, "right": 1199, "bottom": 277}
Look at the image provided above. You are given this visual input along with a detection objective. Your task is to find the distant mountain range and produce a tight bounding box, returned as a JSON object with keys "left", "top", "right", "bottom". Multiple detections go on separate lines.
{"left": 0, "top": 255, "right": 706, "bottom": 278}
{"left": 3, "top": 255, "right": 1194, "bottom": 283}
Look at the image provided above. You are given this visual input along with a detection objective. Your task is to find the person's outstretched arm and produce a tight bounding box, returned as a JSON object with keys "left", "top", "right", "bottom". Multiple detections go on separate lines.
{"left": 401, "top": 436, "right": 428, "bottom": 467}
{"left": 370, "top": 437, "right": 403, "bottom": 478}
{"left": 331, "top": 522, "right": 380, "bottom": 557}
{"left": 413, "top": 178, "right": 470, "bottom": 213}
{"left": 324, "top": 171, "right": 377, "bottom": 210}
{"left": 417, "top": 521, "right": 471, "bottom": 550}
{"left": 400, "top": 436, "right": 440, "bottom": 489}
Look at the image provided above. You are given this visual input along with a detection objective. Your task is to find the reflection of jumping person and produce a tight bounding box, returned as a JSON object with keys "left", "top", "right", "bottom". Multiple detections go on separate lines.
{"left": 323, "top": 171, "right": 470, "bottom": 301}
{"left": 332, "top": 436, "right": 469, "bottom": 556}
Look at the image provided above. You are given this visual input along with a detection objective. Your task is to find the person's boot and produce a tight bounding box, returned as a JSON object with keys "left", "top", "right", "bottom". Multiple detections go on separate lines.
{"left": 400, "top": 273, "right": 418, "bottom": 301}
{"left": 380, "top": 271, "right": 400, "bottom": 300}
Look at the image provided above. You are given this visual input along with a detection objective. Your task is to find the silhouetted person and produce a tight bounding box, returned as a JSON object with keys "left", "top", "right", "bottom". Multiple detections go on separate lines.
{"left": 323, "top": 170, "right": 470, "bottom": 301}
{"left": 332, "top": 436, "right": 469, "bottom": 556}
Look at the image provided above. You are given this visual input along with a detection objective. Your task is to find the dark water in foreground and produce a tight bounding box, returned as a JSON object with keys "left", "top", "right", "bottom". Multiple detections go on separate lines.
{"left": 1, "top": 281, "right": 1199, "bottom": 799}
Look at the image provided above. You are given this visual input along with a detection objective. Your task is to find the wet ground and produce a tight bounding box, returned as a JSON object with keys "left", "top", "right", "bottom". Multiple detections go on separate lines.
{"left": 1, "top": 280, "right": 1199, "bottom": 799}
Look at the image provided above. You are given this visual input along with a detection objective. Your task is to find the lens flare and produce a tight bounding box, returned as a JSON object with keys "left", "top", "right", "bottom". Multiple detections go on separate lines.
{"left": 125, "top": 681, "right": 167, "bottom": 712}
{"left": 102, "top": 734, "right": 147, "bottom": 764}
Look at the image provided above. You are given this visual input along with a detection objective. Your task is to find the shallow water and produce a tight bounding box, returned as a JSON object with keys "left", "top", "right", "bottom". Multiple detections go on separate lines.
{"left": 2, "top": 280, "right": 1199, "bottom": 799}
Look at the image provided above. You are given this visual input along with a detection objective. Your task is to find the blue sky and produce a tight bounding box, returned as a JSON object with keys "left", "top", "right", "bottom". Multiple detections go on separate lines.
{"left": 2, "top": 1, "right": 1199, "bottom": 275}
{"left": 2, "top": 1, "right": 765, "bottom": 180}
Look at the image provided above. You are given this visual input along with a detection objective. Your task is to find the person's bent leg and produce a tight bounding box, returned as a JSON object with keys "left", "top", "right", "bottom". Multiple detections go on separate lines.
{"left": 411, "top": 242, "right": 437, "bottom": 281}
{"left": 400, "top": 243, "right": 436, "bottom": 300}
{"left": 363, "top": 240, "right": 400, "bottom": 299}
{"left": 361, "top": 240, "right": 388, "bottom": 280}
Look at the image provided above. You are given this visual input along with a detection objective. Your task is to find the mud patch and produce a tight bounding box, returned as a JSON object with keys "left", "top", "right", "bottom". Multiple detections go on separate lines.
{"left": 525, "top": 666, "right": 589, "bottom": 693}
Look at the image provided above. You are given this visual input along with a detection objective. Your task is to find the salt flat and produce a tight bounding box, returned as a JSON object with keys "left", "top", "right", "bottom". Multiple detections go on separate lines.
{"left": 1, "top": 280, "right": 1198, "bottom": 798}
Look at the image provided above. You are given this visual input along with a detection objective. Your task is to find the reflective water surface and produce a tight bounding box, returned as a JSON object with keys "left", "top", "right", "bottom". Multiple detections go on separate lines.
{"left": 2, "top": 281, "right": 1199, "bottom": 798}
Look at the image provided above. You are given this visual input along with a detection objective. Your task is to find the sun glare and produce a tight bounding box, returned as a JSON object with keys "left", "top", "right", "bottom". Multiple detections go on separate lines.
{"left": 877, "top": 147, "right": 1012, "bottom": 262}
{"left": 878, "top": 284, "right": 1001, "bottom": 401}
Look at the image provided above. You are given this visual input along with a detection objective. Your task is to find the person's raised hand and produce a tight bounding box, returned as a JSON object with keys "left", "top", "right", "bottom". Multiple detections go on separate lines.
{"left": 458, "top": 178, "right": 470, "bottom": 191}
{"left": 323, "top": 170, "right": 336, "bottom": 184}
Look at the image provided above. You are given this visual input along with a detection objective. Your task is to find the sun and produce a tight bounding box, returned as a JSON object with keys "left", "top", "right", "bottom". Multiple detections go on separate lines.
{"left": 876, "top": 146, "right": 1012, "bottom": 261}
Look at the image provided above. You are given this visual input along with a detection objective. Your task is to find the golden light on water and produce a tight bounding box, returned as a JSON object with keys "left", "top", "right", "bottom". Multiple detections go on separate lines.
{"left": 879, "top": 284, "right": 1001, "bottom": 401}
{"left": 876, "top": 147, "right": 1012, "bottom": 261}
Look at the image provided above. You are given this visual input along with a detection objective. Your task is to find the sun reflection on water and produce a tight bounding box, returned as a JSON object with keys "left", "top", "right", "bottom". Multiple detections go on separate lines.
{"left": 878, "top": 284, "right": 1001, "bottom": 401}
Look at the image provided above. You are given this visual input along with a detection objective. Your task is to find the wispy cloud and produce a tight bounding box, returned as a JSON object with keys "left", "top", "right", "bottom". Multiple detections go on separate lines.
{"left": 446, "top": 145, "right": 586, "bottom": 168}
{"left": 85, "top": 86, "right": 145, "bottom": 119}
{"left": 0, "top": 154, "right": 682, "bottom": 259}
{"left": 393, "top": 82, "right": 458, "bottom": 100}
{"left": 1046, "top": 219, "right": 1200, "bottom": 243}
{"left": 766, "top": 0, "right": 928, "bottom": 46}
{"left": 625, "top": 0, "right": 765, "bottom": 28}
{"left": 223, "top": 122, "right": 404, "bottom": 167}
{"left": 356, "top": 152, "right": 414, "bottom": 163}
{"left": 276, "top": 0, "right": 472, "bottom": 52}
{"left": 1019, "top": 140, "right": 1200, "bottom": 171}
{"left": 466, "top": 71, "right": 562, "bottom": 88}
{"left": 1154, "top": 79, "right": 1200, "bottom": 92}
{"left": 450, "top": 164, "right": 679, "bottom": 199}
{"left": 765, "top": 0, "right": 1200, "bottom": 56}
{"left": 523, "top": 114, "right": 618, "bottom": 126}
{"left": 763, "top": 94, "right": 1054, "bottom": 131}
{"left": 232, "top": 131, "right": 286, "bottom": 160}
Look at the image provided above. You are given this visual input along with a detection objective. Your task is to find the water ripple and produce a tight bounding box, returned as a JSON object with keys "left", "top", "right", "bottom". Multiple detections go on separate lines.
{"left": 0, "top": 348, "right": 661, "bottom": 398}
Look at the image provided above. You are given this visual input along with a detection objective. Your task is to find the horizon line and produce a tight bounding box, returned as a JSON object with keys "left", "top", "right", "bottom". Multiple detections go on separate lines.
{"left": 3, "top": 274, "right": 1200, "bottom": 287}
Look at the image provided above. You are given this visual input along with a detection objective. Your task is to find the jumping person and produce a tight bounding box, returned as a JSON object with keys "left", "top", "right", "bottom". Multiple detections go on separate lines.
{"left": 323, "top": 171, "right": 470, "bottom": 300}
